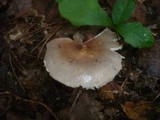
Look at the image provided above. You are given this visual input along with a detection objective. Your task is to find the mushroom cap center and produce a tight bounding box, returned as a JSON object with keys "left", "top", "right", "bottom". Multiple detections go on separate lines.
{"left": 58, "top": 40, "right": 104, "bottom": 64}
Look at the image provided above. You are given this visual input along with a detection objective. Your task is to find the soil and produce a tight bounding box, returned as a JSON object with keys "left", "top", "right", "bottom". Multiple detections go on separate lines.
{"left": 0, "top": 0, "right": 160, "bottom": 120}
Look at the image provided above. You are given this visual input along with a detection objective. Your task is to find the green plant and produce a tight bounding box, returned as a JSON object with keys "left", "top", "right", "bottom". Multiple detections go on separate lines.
{"left": 56, "top": 0, "right": 154, "bottom": 48}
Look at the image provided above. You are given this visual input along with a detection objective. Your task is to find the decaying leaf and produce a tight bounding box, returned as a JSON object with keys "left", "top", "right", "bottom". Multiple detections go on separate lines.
{"left": 121, "top": 101, "right": 151, "bottom": 120}
{"left": 98, "top": 81, "right": 122, "bottom": 100}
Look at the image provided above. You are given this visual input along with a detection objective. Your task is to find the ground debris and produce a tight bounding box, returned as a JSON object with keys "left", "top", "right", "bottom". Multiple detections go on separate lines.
{"left": 121, "top": 101, "right": 151, "bottom": 120}
{"left": 58, "top": 91, "right": 104, "bottom": 120}
{"left": 0, "top": 0, "right": 160, "bottom": 120}
{"left": 138, "top": 39, "right": 160, "bottom": 77}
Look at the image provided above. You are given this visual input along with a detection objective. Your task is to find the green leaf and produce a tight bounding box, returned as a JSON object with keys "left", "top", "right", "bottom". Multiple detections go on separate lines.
{"left": 112, "top": 0, "right": 136, "bottom": 25}
{"left": 57, "top": 0, "right": 112, "bottom": 26}
{"left": 115, "top": 22, "right": 154, "bottom": 48}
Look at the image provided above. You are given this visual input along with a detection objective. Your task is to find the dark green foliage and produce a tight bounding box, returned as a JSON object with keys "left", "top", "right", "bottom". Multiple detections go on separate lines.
{"left": 57, "top": 0, "right": 154, "bottom": 48}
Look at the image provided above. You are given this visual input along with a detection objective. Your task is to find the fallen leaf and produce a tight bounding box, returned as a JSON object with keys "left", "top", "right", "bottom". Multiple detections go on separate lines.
{"left": 98, "top": 81, "right": 122, "bottom": 100}
{"left": 121, "top": 101, "right": 151, "bottom": 120}
{"left": 133, "top": 4, "right": 147, "bottom": 24}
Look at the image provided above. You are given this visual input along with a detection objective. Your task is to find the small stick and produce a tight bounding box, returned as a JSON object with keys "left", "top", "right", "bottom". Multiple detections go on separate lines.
{"left": 9, "top": 49, "right": 25, "bottom": 93}
{"left": 37, "top": 25, "right": 61, "bottom": 60}
{"left": 69, "top": 87, "right": 83, "bottom": 116}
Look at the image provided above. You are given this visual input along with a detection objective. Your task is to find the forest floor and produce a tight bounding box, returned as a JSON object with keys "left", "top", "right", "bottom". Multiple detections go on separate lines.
{"left": 0, "top": 0, "right": 160, "bottom": 120}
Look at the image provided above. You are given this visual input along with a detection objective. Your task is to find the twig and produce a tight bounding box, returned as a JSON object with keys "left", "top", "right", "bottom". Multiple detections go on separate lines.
{"left": 0, "top": 9, "right": 31, "bottom": 25}
{"left": 69, "top": 87, "right": 83, "bottom": 116}
{"left": 9, "top": 49, "right": 25, "bottom": 93}
{"left": 152, "top": 93, "right": 160, "bottom": 102}
{"left": 14, "top": 22, "right": 56, "bottom": 42}
{"left": 37, "top": 25, "right": 61, "bottom": 60}
{"left": 120, "top": 74, "right": 129, "bottom": 94}
{"left": 10, "top": 50, "right": 25, "bottom": 73}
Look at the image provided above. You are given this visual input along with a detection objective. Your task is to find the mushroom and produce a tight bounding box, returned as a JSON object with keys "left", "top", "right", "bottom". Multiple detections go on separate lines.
{"left": 44, "top": 28, "right": 123, "bottom": 89}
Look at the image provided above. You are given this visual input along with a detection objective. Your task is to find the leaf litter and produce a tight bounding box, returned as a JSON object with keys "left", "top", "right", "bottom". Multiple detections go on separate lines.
{"left": 0, "top": 0, "right": 160, "bottom": 120}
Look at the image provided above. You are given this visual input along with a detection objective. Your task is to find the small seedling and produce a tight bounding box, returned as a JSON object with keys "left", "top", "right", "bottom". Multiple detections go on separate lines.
{"left": 56, "top": 0, "right": 154, "bottom": 48}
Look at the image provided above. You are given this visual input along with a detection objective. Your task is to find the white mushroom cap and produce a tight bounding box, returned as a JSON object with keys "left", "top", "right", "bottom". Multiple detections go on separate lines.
{"left": 44, "top": 28, "right": 123, "bottom": 89}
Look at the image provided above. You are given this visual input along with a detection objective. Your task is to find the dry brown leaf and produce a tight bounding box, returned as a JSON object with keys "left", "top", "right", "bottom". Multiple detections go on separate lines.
{"left": 134, "top": 101, "right": 151, "bottom": 113}
{"left": 121, "top": 101, "right": 151, "bottom": 120}
{"left": 99, "top": 89, "right": 115, "bottom": 100}
{"left": 133, "top": 4, "right": 147, "bottom": 24}
{"left": 98, "top": 81, "right": 122, "bottom": 100}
